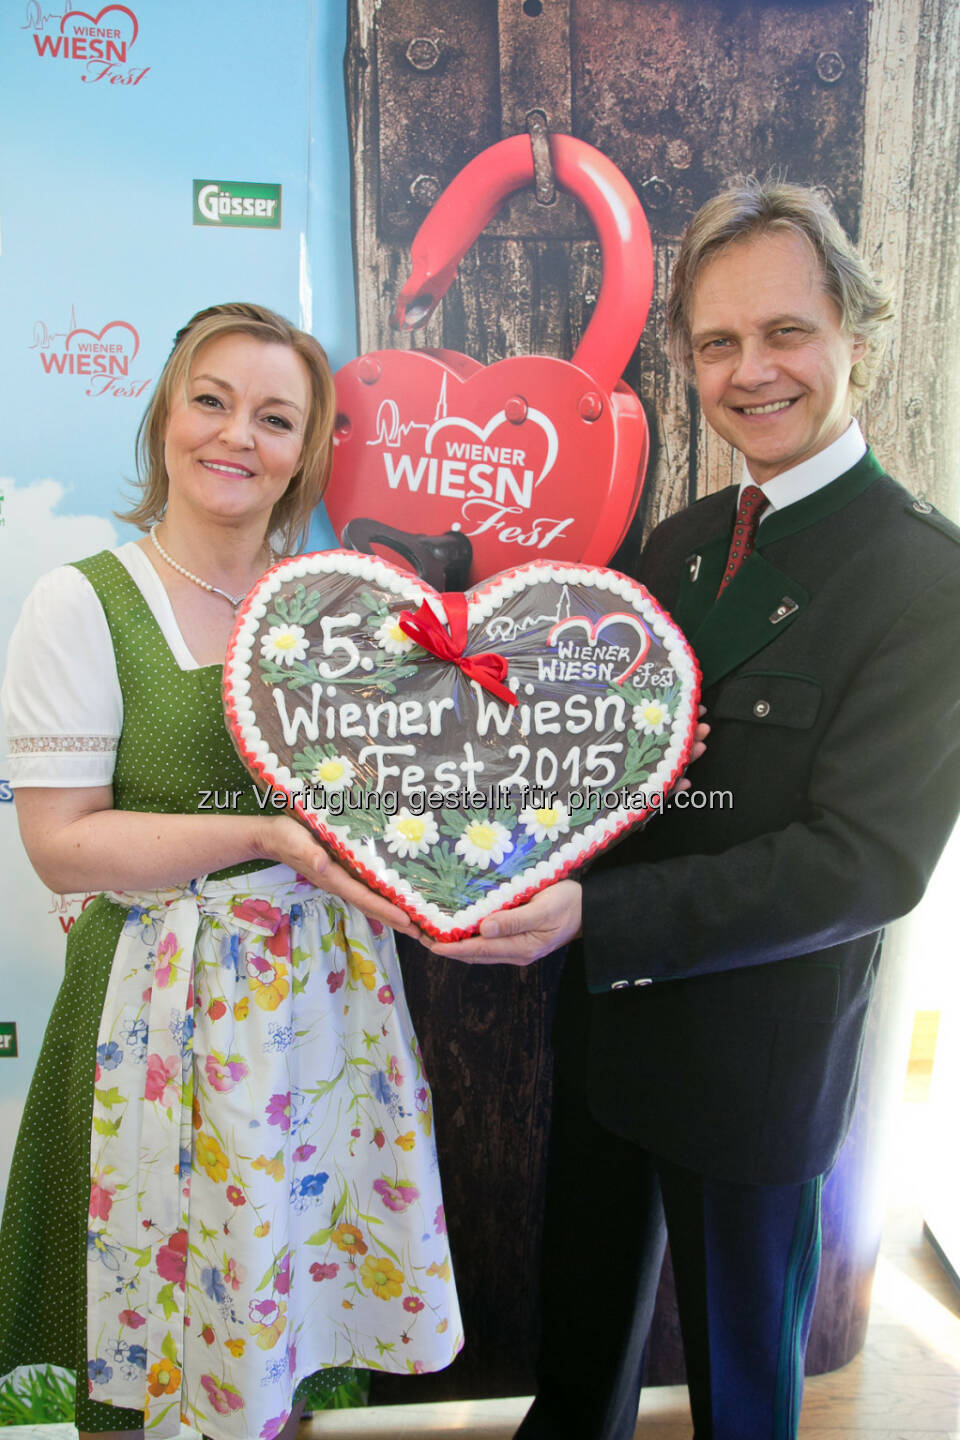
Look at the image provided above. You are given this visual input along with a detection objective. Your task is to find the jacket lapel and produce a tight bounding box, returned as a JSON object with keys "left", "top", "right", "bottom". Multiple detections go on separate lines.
{"left": 691, "top": 553, "right": 809, "bottom": 688}
{"left": 678, "top": 450, "right": 885, "bottom": 689}
{"left": 671, "top": 532, "right": 730, "bottom": 636}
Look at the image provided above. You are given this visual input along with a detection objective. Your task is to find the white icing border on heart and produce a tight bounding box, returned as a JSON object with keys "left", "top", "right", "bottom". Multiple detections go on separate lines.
{"left": 225, "top": 550, "right": 701, "bottom": 941}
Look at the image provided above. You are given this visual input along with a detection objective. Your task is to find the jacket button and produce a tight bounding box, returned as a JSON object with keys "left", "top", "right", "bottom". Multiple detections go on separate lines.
{"left": 633, "top": 978, "right": 652, "bottom": 987}
{"left": 611, "top": 980, "right": 629, "bottom": 990}
{"left": 753, "top": 699, "right": 771, "bottom": 718}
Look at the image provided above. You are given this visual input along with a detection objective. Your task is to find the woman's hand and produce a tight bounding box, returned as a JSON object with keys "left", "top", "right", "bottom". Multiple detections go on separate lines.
{"left": 253, "top": 814, "right": 422, "bottom": 935}
{"left": 423, "top": 879, "right": 582, "bottom": 966}
{"left": 14, "top": 788, "right": 420, "bottom": 936}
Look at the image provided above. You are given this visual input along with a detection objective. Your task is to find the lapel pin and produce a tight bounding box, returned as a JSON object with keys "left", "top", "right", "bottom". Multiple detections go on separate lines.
{"left": 770, "top": 597, "right": 799, "bottom": 624}
{"left": 686, "top": 553, "right": 702, "bottom": 582}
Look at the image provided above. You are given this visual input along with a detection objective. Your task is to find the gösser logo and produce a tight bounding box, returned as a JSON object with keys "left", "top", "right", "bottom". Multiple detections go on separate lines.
{"left": 193, "top": 181, "right": 283, "bottom": 229}
{"left": 22, "top": 3, "right": 149, "bottom": 86}
{"left": 30, "top": 307, "right": 152, "bottom": 399}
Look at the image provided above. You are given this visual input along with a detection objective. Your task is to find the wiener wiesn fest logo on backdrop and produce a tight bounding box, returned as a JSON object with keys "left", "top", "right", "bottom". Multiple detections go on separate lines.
{"left": 21, "top": 3, "right": 149, "bottom": 86}
{"left": 30, "top": 307, "right": 151, "bottom": 399}
{"left": 193, "top": 181, "right": 283, "bottom": 229}
{"left": 49, "top": 891, "right": 100, "bottom": 935}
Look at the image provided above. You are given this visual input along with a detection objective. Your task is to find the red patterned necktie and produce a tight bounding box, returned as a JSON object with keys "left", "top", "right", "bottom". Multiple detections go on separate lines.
{"left": 717, "top": 483, "right": 767, "bottom": 595}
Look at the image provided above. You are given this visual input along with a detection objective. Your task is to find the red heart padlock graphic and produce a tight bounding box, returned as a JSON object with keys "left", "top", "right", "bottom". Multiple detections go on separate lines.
{"left": 325, "top": 134, "right": 653, "bottom": 585}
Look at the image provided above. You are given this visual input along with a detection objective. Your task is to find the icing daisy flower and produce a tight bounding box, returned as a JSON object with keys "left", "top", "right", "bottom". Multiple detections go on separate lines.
{"left": 384, "top": 809, "right": 439, "bottom": 859}
{"left": 260, "top": 624, "right": 309, "bottom": 666}
{"left": 519, "top": 800, "right": 571, "bottom": 843}
{"left": 374, "top": 615, "right": 415, "bottom": 655}
{"left": 454, "top": 818, "right": 513, "bottom": 870}
{"left": 633, "top": 698, "right": 671, "bottom": 735}
{"left": 310, "top": 754, "right": 355, "bottom": 792}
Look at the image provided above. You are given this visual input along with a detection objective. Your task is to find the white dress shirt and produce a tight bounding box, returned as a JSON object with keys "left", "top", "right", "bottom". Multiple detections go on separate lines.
{"left": 2, "top": 542, "right": 206, "bottom": 787}
{"left": 738, "top": 419, "right": 867, "bottom": 523}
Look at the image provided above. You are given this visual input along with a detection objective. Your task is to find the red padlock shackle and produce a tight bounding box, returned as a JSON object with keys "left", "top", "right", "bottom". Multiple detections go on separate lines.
{"left": 393, "top": 134, "right": 653, "bottom": 397}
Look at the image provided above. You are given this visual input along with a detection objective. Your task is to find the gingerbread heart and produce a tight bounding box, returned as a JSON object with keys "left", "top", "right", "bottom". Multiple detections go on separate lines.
{"left": 224, "top": 552, "right": 700, "bottom": 940}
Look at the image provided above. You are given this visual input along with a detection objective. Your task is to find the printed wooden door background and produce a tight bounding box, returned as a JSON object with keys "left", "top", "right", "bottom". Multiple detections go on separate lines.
{"left": 345, "top": 0, "right": 960, "bottom": 1403}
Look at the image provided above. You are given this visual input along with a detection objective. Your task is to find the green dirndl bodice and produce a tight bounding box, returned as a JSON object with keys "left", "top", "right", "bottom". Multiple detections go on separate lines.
{"left": 0, "top": 553, "right": 360, "bottom": 1428}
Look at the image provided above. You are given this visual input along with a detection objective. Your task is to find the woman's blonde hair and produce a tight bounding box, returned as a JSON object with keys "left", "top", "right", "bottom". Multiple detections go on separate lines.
{"left": 119, "top": 302, "right": 337, "bottom": 553}
{"left": 667, "top": 179, "right": 894, "bottom": 395}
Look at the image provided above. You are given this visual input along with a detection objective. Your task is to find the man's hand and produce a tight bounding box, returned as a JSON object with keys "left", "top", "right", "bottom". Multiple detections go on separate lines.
{"left": 424, "top": 879, "right": 582, "bottom": 966}
{"left": 421, "top": 714, "right": 707, "bottom": 964}
{"left": 676, "top": 712, "right": 710, "bottom": 791}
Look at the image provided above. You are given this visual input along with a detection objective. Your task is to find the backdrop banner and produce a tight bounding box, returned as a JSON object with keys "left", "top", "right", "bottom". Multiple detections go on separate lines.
{"left": 0, "top": 0, "right": 351, "bottom": 1207}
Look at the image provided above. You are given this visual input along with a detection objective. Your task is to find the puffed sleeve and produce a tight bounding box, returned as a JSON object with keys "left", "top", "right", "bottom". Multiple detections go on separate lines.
{"left": 2, "top": 565, "right": 122, "bottom": 787}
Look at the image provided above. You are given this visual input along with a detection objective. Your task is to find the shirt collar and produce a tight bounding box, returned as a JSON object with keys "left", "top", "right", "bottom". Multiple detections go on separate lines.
{"left": 738, "top": 420, "right": 867, "bottom": 521}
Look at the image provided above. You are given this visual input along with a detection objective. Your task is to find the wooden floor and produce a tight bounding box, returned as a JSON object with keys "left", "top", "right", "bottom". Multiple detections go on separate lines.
{"left": 303, "top": 1080, "right": 960, "bottom": 1439}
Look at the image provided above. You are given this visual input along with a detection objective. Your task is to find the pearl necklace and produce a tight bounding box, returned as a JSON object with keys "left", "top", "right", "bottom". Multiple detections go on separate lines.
{"left": 150, "top": 523, "right": 272, "bottom": 610}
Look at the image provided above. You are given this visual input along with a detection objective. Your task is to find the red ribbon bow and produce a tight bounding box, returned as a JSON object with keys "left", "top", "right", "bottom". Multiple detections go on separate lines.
{"left": 397, "top": 592, "right": 518, "bottom": 706}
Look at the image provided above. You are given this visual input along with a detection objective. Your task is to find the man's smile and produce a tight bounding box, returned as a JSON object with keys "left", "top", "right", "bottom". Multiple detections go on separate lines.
{"left": 734, "top": 398, "right": 798, "bottom": 416}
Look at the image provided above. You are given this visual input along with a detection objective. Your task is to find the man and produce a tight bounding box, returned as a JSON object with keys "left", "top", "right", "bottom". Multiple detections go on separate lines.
{"left": 428, "top": 181, "right": 960, "bottom": 1438}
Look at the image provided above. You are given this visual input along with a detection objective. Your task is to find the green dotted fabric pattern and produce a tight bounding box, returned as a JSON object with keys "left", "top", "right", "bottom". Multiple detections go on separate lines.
{"left": 77, "top": 549, "right": 271, "bottom": 882}
{"left": 0, "top": 551, "right": 350, "bottom": 1427}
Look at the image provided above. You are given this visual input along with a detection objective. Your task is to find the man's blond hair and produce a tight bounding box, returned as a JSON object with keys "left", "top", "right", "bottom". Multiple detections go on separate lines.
{"left": 667, "top": 179, "right": 893, "bottom": 394}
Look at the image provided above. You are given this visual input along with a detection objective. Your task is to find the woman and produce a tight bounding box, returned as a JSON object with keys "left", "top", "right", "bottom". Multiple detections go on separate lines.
{"left": 0, "top": 303, "right": 462, "bottom": 1440}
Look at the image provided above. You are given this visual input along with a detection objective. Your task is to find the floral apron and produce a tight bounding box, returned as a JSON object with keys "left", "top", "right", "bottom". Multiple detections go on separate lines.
{"left": 86, "top": 865, "right": 462, "bottom": 1439}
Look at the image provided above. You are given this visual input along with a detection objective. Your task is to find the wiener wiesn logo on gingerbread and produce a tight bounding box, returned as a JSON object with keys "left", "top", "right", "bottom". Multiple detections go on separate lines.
{"left": 30, "top": 307, "right": 151, "bottom": 399}
{"left": 22, "top": 3, "right": 149, "bottom": 86}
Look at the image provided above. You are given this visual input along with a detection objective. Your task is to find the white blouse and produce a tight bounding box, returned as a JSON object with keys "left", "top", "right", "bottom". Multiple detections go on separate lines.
{"left": 2, "top": 542, "right": 204, "bottom": 788}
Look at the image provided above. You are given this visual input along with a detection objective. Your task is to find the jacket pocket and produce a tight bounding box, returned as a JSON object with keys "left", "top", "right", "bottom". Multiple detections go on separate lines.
{"left": 713, "top": 671, "right": 822, "bottom": 729}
